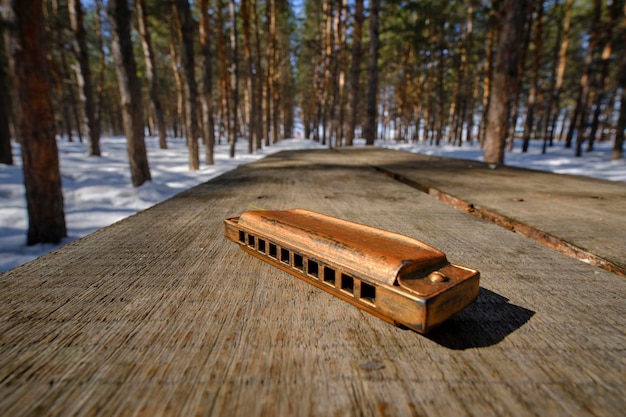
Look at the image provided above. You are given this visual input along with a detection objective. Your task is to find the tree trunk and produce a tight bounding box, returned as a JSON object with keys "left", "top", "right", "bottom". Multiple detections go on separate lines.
{"left": 199, "top": 0, "right": 215, "bottom": 163}
{"left": 69, "top": 0, "right": 100, "bottom": 156}
{"left": 346, "top": 0, "right": 364, "bottom": 146}
{"left": 322, "top": 0, "right": 336, "bottom": 147}
{"left": 48, "top": 54, "right": 73, "bottom": 141}
{"left": 541, "top": 0, "right": 570, "bottom": 151}
{"left": 363, "top": 0, "right": 380, "bottom": 145}
{"left": 548, "top": 0, "right": 573, "bottom": 147}
{"left": 483, "top": 0, "right": 530, "bottom": 164}
{"left": 94, "top": 0, "right": 107, "bottom": 140}
{"left": 588, "top": 0, "right": 622, "bottom": 152}
{"left": 61, "top": 48, "right": 82, "bottom": 143}
{"left": 568, "top": 0, "right": 601, "bottom": 155}
{"left": 3, "top": 0, "right": 67, "bottom": 244}
{"left": 334, "top": 0, "right": 348, "bottom": 146}
{"left": 269, "top": 0, "right": 280, "bottom": 143}
{"left": 506, "top": 0, "right": 534, "bottom": 151}
{"left": 278, "top": 1, "right": 295, "bottom": 140}
{"left": 173, "top": 0, "right": 201, "bottom": 169}
{"left": 216, "top": 0, "right": 230, "bottom": 147}
{"left": 453, "top": 2, "right": 475, "bottom": 146}
{"left": 435, "top": 24, "right": 446, "bottom": 146}
{"left": 136, "top": 0, "right": 167, "bottom": 150}
{"left": 168, "top": 21, "right": 185, "bottom": 139}
{"left": 251, "top": 0, "right": 264, "bottom": 150}
{"left": 522, "top": 0, "right": 543, "bottom": 153}
{"left": 241, "top": 0, "right": 256, "bottom": 153}
{"left": 478, "top": 18, "right": 496, "bottom": 147}
{"left": 107, "top": 0, "right": 151, "bottom": 186}
{"left": 228, "top": 0, "right": 238, "bottom": 158}
{"left": 0, "top": 22, "right": 13, "bottom": 165}
{"left": 613, "top": 14, "right": 626, "bottom": 160}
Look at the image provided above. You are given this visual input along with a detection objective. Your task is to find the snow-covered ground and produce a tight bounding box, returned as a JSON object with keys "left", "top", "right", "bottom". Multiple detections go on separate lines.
{"left": 1, "top": 135, "right": 624, "bottom": 273}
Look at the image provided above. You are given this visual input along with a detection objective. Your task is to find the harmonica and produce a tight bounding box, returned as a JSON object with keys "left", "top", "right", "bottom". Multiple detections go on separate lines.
{"left": 223, "top": 209, "right": 480, "bottom": 333}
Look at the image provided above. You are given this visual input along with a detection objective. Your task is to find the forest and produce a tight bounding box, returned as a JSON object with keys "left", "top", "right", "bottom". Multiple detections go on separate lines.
{"left": 1, "top": 0, "right": 625, "bottom": 245}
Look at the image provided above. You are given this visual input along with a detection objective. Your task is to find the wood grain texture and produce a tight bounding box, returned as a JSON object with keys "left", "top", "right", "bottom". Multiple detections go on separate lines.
{"left": 339, "top": 147, "right": 626, "bottom": 276}
{"left": 1, "top": 148, "right": 625, "bottom": 416}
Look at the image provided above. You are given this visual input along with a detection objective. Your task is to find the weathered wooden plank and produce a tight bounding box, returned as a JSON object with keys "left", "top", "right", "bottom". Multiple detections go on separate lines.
{"left": 336, "top": 147, "right": 626, "bottom": 277}
{"left": 1, "top": 149, "right": 625, "bottom": 416}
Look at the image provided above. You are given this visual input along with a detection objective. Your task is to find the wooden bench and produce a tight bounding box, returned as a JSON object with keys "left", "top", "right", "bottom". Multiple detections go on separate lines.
{"left": 1, "top": 148, "right": 624, "bottom": 416}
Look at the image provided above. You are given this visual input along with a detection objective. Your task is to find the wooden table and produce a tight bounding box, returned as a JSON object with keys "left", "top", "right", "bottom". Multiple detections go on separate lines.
{"left": 1, "top": 148, "right": 625, "bottom": 416}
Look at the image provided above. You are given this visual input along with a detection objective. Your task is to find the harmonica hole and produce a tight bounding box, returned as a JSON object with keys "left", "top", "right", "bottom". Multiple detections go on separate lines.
{"left": 293, "top": 253, "right": 304, "bottom": 271}
{"left": 360, "top": 282, "right": 376, "bottom": 304}
{"left": 238, "top": 231, "right": 245, "bottom": 243}
{"left": 341, "top": 274, "right": 354, "bottom": 294}
{"left": 257, "top": 239, "right": 266, "bottom": 253}
{"left": 269, "top": 243, "right": 277, "bottom": 259}
{"left": 280, "top": 248, "right": 290, "bottom": 264}
{"left": 323, "top": 267, "right": 336, "bottom": 286}
{"left": 307, "top": 260, "right": 319, "bottom": 278}
{"left": 247, "top": 234, "right": 255, "bottom": 248}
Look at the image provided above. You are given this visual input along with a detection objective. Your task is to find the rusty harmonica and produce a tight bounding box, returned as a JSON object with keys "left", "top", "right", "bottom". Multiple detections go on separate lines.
{"left": 223, "top": 209, "right": 479, "bottom": 333}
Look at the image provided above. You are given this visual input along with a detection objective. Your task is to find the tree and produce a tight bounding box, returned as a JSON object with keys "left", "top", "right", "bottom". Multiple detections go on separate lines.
{"left": 363, "top": 0, "right": 381, "bottom": 146}
{"left": 198, "top": 0, "right": 216, "bottom": 163}
{"left": 333, "top": 0, "right": 348, "bottom": 146}
{"left": 242, "top": 0, "right": 257, "bottom": 153}
{"left": 478, "top": 11, "right": 497, "bottom": 147}
{"left": 522, "top": 0, "right": 544, "bottom": 153}
{"left": 172, "top": 0, "right": 201, "bottom": 170}
{"left": 345, "top": 0, "right": 364, "bottom": 147}
{"left": 296, "top": 0, "right": 323, "bottom": 141}
{"left": 228, "top": 0, "right": 238, "bottom": 158}
{"left": 276, "top": 0, "right": 296, "bottom": 140}
{"left": 587, "top": 0, "right": 622, "bottom": 152}
{"left": 48, "top": 0, "right": 82, "bottom": 143}
{"left": 107, "top": 0, "right": 151, "bottom": 186}
{"left": 483, "top": 0, "right": 530, "bottom": 164}
{"left": 266, "top": 0, "right": 278, "bottom": 144}
{"left": 136, "top": 0, "right": 168, "bottom": 150}
{"left": 168, "top": 15, "right": 185, "bottom": 139}
{"left": 565, "top": 0, "right": 602, "bottom": 152}
{"left": 542, "top": 0, "right": 573, "bottom": 150}
{"left": 3, "top": 0, "right": 67, "bottom": 244}
{"left": 613, "top": 12, "right": 626, "bottom": 160}
{"left": 251, "top": 0, "right": 264, "bottom": 150}
{"left": 0, "top": 19, "right": 13, "bottom": 165}
{"left": 69, "top": 0, "right": 101, "bottom": 156}
{"left": 505, "top": 0, "right": 533, "bottom": 152}
{"left": 216, "top": 0, "right": 229, "bottom": 146}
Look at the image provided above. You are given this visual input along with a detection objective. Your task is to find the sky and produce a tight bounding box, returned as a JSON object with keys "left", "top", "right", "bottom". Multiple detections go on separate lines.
{"left": 0, "top": 134, "right": 624, "bottom": 273}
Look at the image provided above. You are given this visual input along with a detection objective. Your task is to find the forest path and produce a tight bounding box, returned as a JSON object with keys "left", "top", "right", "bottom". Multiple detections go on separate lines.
{"left": 1, "top": 148, "right": 624, "bottom": 416}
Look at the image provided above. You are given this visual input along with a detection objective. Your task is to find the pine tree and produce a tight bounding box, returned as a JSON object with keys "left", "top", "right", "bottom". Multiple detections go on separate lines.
{"left": 199, "top": 0, "right": 216, "bottom": 163}
{"left": 136, "top": 0, "right": 168, "bottom": 150}
{"left": 3, "top": 0, "right": 67, "bottom": 244}
{"left": 484, "top": 0, "right": 531, "bottom": 164}
{"left": 0, "top": 20, "right": 13, "bottom": 165}
{"left": 69, "top": 0, "right": 101, "bottom": 156}
{"left": 345, "top": 0, "right": 364, "bottom": 146}
{"left": 172, "top": 0, "right": 201, "bottom": 169}
{"left": 363, "top": 0, "right": 381, "bottom": 145}
{"left": 107, "top": 0, "right": 151, "bottom": 186}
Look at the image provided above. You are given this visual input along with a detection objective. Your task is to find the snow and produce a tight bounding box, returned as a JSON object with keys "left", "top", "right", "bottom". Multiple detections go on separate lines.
{"left": 378, "top": 139, "right": 626, "bottom": 183}
{"left": 1, "top": 135, "right": 624, "bottom": 273}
